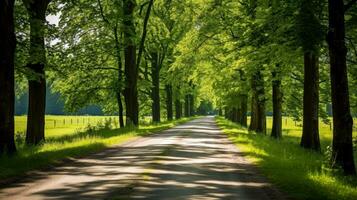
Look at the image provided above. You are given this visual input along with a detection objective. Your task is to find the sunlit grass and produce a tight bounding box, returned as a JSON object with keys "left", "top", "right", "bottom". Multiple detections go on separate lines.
{"left": 15, "top": 115, "right": 125, "bottom": 135}
{"left": 216, "top": 116, "right": 357, "bottom": 200}
{"left": 0, "top": 116, "right": 194, "bottom": 180}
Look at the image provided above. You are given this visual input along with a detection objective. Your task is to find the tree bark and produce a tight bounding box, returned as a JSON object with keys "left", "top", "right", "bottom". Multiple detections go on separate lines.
{"left": 239, "top": 95, "right": 248, "bottom": 127}
{"left": 249, "top": 71, "right": 266, "bottom": 134}
{"left": 166, "top": 85, "right": 173, "bottom": 121}
{"left": 232, "top": 108, "right": 235, "bottom": 122}
{"left": 151, "top": 52, "right": 160, "bottom": 123}
{"left": 175, "top": 99, "right": 182, "bottom": 119}
{"left": 327, "top": 0, "right": 356, "bottom": 175}
{"left": 271, "top": 71, "right": 283, "bottom": 139}
{"left": 184, "top": 94, "right": 190, "bottom": 117}
{"left": 0, "top": 0, "right": 16, "bottom": 154}
{"left": 218, "top": 108, "right": 223, "bottom": 116}
{"left": 300, "top": 52, "right": 320, "bottom": 151}
{"left": 114, "top": 28, "right": 125, "bottom": 128}
{"left": 189, "top": 94, "right": 195, "bottom": 116}
{"left": 24, "top": 0, "right": 50, "bottom": 145}
{"left": 116, "top": 92, "right": 125, "bottom": 128}
{"left": 123, "top": 0, "right": 139, "bottom": 126}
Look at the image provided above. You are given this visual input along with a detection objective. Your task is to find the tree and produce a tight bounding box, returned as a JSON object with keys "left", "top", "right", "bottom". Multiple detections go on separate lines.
{"left": 52, "top": 0, "right": 126, "bottom": 127}
{"left": 246, "top": 0, "right": 266, "bottom": 134}
{"left": 98, "top": 0, "right": 125, "bottom": 128}
{"left": 297, "top": 0, "right": 324, "bottom": 151}
{"left": 22, "top": 0, "right": 52, "bottom": 145}
{"left": 271, "top": 66, "right": 283, "bottom": 139}
{"left": 122, "top": 0, "right": 139, "bottom": 126}
{"left": 165, "top": 84, "right": 173, "bottom": 120}
{"left": 0, "top": 0, "right": 17, "bottom": 154}
{"left": 327, "top": 0, "right": 356, "bottom": 175}
{"left": 175, "top": 99, "right": 182, "bottom": 119}
{"left": 151, "top": 52, "right": 160, "bottom": 122}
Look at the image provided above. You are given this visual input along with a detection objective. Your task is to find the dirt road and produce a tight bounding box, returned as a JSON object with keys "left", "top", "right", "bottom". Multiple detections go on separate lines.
{"left": 0, "top": 117, "right": 285, "bottom": 200}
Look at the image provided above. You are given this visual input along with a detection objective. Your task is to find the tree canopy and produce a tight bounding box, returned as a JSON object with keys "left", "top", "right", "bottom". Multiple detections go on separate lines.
{"left": 1, "top": 0, "right": 357, "bottom": 176}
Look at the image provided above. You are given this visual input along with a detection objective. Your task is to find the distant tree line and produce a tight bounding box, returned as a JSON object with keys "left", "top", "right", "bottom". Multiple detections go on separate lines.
{"left": 15, "top": 85, "right": 103, "bottom": 115}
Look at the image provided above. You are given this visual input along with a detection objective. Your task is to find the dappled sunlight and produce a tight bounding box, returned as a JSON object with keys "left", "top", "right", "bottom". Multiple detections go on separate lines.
{"left": 0, "top": 117, "right": 283, "bottom": 200}
{"left": 0, "top": 118, "right": 193, "bottom": 180}
{"left": 216, "top": 117, "right": 357, "bottom": 200}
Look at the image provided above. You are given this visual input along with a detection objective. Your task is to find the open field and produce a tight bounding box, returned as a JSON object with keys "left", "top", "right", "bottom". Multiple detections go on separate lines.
{"left": 15, "top": 115, "right": 120, "bottom": 138}
{"left": 0, "top": 116, "right": 195, "bottom": 180}
{"left": 217, "top": 116, "right": 357, "bottom": 200}
{"left": 263, "top": 117, "right": 357, "bottom": 145}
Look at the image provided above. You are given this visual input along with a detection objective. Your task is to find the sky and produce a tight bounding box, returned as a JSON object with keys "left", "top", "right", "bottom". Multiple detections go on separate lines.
{"left": 47, "top": 14, "right": 60, "bottom": 26}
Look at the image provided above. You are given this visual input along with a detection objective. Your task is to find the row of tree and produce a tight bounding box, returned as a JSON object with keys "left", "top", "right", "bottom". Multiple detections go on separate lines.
{"left": 1, "top": 0, "right": 356, "bottom": 177}
{"left": 0, "top": 0, "right": 199, "bottom": 155}
{"left": 171, "top": 0, "right": 357, "bottom": 175}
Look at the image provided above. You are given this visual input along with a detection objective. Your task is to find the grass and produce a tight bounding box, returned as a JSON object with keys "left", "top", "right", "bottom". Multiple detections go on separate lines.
{"left": 0, "top": 116, "right": 195, "bottom": 180}
{"left": 216, "top": 116, "right": 357, "bottom": 200}
{"left": 15, "top": 115, "right": 125, "bottom": 137}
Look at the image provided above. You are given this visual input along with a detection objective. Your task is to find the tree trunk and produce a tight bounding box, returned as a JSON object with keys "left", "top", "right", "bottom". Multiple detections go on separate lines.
{"left": 24, "top": 0, "right": 50, "bottom": 145}
{"left": 151, "top": 52, "right": 160, "bottom": 123}
{"left": 0, "top": 0, "right": 16, "bottom": 154}
{"left": 114, "top": 28, "right": 124, "bottom": 128}
{"left": 227, "top": 108, "right": 232, "bottom": 121}
{"left": 271, "top": 71, "right": 283, "bottom": 139}
{"left": 123, "top": 0, "right": 139, "bottom": 126}
{"left": 175, "top": 99, "right": 182, "bottom": 119}
{"left": 189, "top": 94, "right": 194, "bottom": 116}
{"left": 136, "top": 0, "right": 153, "bottom": 70}
{"left": 233, "top": 107, "right": 239, "bottom": 123}
{"left": 166, "top": 85, "right": 173, "bottom": 121}
{"left": 239, "top": 95, "right": 248, "bottom": 127}
{"left": 116, "top": 92, "right": 125, "bottom": 128}
{"left": 218, "top": 108, "right": 223, "bottom": 116}
{"left": 249, "top": 71, "right": 266, "bottom": 134}
{"left": 327, "top": 0, "right": 356, "bottom": 175}
{"left": 184, "top": 94, "right": 190, "bottom": 117}
{"left": 300, "top": 52, "right": 320, "bottom": 151}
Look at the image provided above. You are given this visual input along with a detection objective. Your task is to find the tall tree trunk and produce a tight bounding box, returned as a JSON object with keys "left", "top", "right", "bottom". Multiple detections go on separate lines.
{"left": 327, "top": 0, "right": 356, "bottom": 175}
{"left": 24, "top": 0, "right": 50, "bottom": 145}
{"left": 239, "top": 95, "right": 248, "bottom": 127}
{"left": 116, "top": 92, "right": 125, "bottom": 128}
{"left": 227, "top": 108, "right": 232, "bottom": 121}
{"left": 166, "top": 85, "right": 173, "bottom": 121}
{"left": 175, "top": 99, "right": 182, "bottom": 119}
{"left": 233, "top": 107, "right": 239, "bottom": 123}
{"left": 114, "top": 28, "right": 124, "bottom": 128}
{"left": 0, "top": 0, "right": 16, "bottom": 154}
{"left": 151, "top": 52, "right": 160, "bottom": 123}
{"left": 301, "top": 52, "right": 320, "bottom": 151}
{"left": 184, "top": 94, "right": 190, "bottom": 117}
{"left": 271, "top": 70, "right": 283, "bottom": 139}
{"left": 218, "top": 108, "right": 223, "bottom": 116}
{"left": 189, "top": 94, "right": 194, "bottom": 116}
{"left": 249, "top": 80, "right": 258, "bottom": 131}
{"left": 249, "top": 71, "right": 266, "bottom": 134}
{"left": 123, "top": 0, "right": 139, "bottom": 126}
{"left": 232, "top": 108, "right": 236, "bottom": 122}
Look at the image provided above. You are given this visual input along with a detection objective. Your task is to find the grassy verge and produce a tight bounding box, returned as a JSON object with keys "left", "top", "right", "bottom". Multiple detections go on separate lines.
{"left": 216, "top": 116, "right": 357, "bottom": 200}
{"left": 0, "top": 117, "right": 196, "bottom": 180}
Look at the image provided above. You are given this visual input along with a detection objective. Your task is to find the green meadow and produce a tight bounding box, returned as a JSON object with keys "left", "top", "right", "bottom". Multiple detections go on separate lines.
{"left": 15, "top": 115, "right": 122, "bottom": 138}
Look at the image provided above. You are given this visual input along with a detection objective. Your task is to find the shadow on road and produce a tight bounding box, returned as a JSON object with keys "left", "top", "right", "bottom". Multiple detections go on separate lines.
{"left": 0, "top": 117, "right": 283, "bottom": 200}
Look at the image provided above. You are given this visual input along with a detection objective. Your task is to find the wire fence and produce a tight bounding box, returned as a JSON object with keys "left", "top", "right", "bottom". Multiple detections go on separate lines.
{"left": 15, "top": 116, "right": 119, "bottom": 133}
